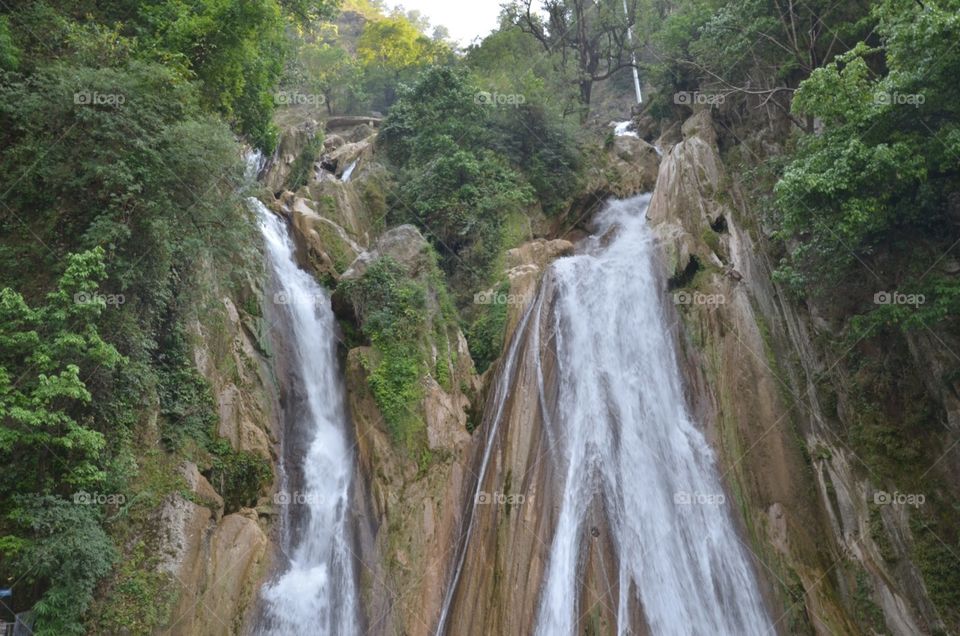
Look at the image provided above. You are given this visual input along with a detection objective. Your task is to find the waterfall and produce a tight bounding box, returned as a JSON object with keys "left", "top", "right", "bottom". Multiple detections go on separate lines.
{"left": 434, "top": 294, "right": 544, "bottom": 635}
{"left": 245, "top": 149, "right": 266, "bottom": 182}
{"left": 340, "top": 160, "right": 358, "bottom": 182}
{"left": 249, "top": 198, "right": 359, "bottom": 636}
{"left": 534, "top": 194, "right": 772, "bottom": 635}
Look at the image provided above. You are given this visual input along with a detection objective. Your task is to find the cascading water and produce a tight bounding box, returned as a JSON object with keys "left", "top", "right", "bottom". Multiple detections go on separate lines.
{"left": 535, "top": 194, "right": 772, "bottom": 635}
{"left": 435, "top": 292, "right": 544, "bottom": 636}
{"left": 249, "top": 197, "right": 358, "bottom": 635}
{"left": 340, "top": 159, "right": 358, "bottom": 182}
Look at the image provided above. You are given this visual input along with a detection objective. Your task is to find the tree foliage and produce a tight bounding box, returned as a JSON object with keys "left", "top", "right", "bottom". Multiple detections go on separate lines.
{"left": 379, "top": 67, "right": 538, "bottom": 295}
{"left": 775, "top": 0, "right": 960, "bottom": 331}
{"left": 0, "top": 0, "right": 300, "bottom": 629}
{"left": 507, "top": 0, "right": 640, "bottom": 118}
{"left": 4, "top": 496, "right": 117, "bottom": 636}
{"left": 340, "top": 258, "right": 428, "bottom": 448}
{"left": 357, "top": 16, "right": 445, "bottom": 108}
{"left": 0, "top": 251, "right": 122, "bottom": 634}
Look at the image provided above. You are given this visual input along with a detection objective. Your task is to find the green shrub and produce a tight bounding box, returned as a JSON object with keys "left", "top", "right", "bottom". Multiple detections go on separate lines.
{"left": 466, "top": 281, "right": 510, "bottom": 374}
{"left": 288, "top": 132, "right": 325, "bottom": 191}
{"left": 341, "top": 258, "right": 429, "bottom": 448}
{"left": 4, "top": 496, "right": 117, "bottom": 636}
{"left": 208, "top": 441, "right": 272, "bottom": 513}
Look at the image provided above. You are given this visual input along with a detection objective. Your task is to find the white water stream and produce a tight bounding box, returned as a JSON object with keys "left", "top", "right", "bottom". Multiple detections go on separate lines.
{"left": 340, "top": 159, "right": 358, "bottom": 182}
{"left": 533, "top": 194, "right": 772, "bottom": 635}
{"left": 250, "top": 198, "right": 358, "bottom": 635}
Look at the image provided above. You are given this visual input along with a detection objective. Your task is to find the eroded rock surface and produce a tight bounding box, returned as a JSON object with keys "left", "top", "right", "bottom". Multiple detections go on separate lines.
{"left": 649, "top": 109, "right": 938, "bottom": 635}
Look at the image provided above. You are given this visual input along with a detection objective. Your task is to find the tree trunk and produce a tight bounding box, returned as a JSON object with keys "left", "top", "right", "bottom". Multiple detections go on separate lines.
{"left": 578, "top": 80, "right": 593, "bottom": 123}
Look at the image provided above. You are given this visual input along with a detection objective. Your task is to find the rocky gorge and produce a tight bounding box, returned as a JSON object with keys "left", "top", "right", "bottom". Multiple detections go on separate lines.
{"left": 170, "top": 105, "right": 958, "bottom": 635}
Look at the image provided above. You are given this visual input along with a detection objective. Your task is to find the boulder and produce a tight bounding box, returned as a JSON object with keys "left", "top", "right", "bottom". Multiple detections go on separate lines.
{"left": 262, "top": 120, "right": 320, "bottom": 194}
{"left": 288, "top": 197, "right": 361, "bottom": 279}
{"left": 340, "top": 224, "right": 430, "bottom": 283}
{"left": 180, "top": 461, "right": 224, "bottom": 516}
{"left": 607, "top": 136, "right": 661, "bottom": 196}
{"left": 498, "top": 238, "right": 574, "bottom": 343}
{"left": 680, "top": 109, "right": 718, "bottom": 146}
{"left": 165, "top": 512, "right": 268, "bottom": 636}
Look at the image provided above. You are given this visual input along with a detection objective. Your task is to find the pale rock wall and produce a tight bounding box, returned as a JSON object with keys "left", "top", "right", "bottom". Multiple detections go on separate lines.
{"left": 649, "top": 109, "right": 941, "bottom": 635}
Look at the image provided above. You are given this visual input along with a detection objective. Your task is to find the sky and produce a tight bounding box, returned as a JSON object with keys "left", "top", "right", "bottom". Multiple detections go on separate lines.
{"left": 385, "top": 0, "right": 505, "bottom": 45}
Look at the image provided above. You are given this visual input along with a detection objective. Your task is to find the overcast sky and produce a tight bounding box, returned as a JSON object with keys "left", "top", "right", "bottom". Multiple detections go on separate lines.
{"left": 385, "top": 0, "right": 505, "bottom": 45}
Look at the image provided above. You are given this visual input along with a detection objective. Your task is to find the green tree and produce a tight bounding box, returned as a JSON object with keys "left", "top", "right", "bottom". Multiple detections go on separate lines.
{"left": 379, "top": 67, "right": 534, "bottom": 295}
{"left": 0, "top": 248, "right": 123, "bottom": 495}
{"left": 134, "top": 0, "right": 286, "bottom": 149}
{"left": 301, "top": 41, "right": 363, "bottom": 114}
{"left": 0, "top": 249, "right": 122, "bottom": 635}
{"left": 4, "top": 496, "right": 117, "bottom": 636}
{"left": 280, "top": 0, "right": 343, "bottom": 24}
{"left": 507, "top": 0, "right": 640, "bottom": 120}
{"left": 357, "top": 16, "right": 442, "bottom": 107}
{"left": 775, "top": 0, "right": 960, "bottom": 330}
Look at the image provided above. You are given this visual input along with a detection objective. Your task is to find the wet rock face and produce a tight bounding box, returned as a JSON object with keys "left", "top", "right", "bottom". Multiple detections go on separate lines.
{"left": 605, "top": 135, "right": 661, "bottom": 198}
{"left": 261, "top": 120, "right": 320, "bottom": 194}
{"left": 346, "top": 347, "right": 472, "bottom": 636}
{"left": 301, "top": 183, "right": 483, "bottom": 635}
{"left": 340, "top": 224, "right": 431, "bottom": 283}
{"left": 647, "top": 110, "right": 940, "bottom": 635}
{"left": 192, "top": 294, "right": 278, "bottom": 463}
{"left": 177, "top": 267, "right": 280, "bottom": 634}
{"left": 499, "top": 238, "right": 573, "bottom": 345}
{"left": 159, "top": 464, "right": 268, "bottom": 636}
{"left": 287, "top": 196, "right": 362, "bottom": 281}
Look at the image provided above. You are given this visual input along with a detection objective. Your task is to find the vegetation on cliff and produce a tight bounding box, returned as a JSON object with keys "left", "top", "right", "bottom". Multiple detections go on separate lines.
{"left": 1, "top": 0, "right": 959, "bottom": 632}
{"left": 634, "top": 0, "right": 960, "bottom": 630}
{"left": 0, "top": 0, "right": 334, "bottom": 631}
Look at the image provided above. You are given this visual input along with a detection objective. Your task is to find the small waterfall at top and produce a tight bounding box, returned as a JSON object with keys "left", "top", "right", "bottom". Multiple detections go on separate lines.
{"left": 340, "top": 159, "right": 358, "bottom": 182}
{"left": 534, "top": 193, "right": 771, "bottom": 635}
{"left": 248, "top": 196, "right": 358, "bottom": 635}
{"left": 245, "top": 148, "right": 267, "bottom": 182}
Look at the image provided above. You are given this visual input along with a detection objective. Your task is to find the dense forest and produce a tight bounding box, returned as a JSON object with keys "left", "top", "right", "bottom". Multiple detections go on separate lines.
{"left": 0, "top": 0, "right": 958, "bottom": 634}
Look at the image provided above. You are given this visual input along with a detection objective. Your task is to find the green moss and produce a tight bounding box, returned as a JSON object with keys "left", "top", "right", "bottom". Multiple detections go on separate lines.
{"left": 780, "top": 567, "right": 815, "bottom": 636}
{"left": 90, "top": 541, "right": 178, "bottom": 634}
{"left": 849, "top": 401, "right": 924, "bottom": 482}
{"left": 701, "top": 226, "right": 721, "bottom": 254}
{"left": 465, "top": 280, "right": 511, "bottom": 374}
{"left": 501, "top": 208, "right": 532, "bottom": 251}
{"left": 341, "top": 258, "right": 430, "bottom": 450}
{"left": 869, "top": 507, "right": 897, "bottom": 563}
{"left": 434, "top": 323, "right": 452, "bottom": 390}
{"left": 208, "top": 440, "right": 272, "bottom": 513}
{"left": 910, "top": 513, "right": 960, "bottom": 628}
{"left": 313, "top": 216, "right": 353, "bottom": 272}
{"left": 852, "top": 567, "right": 889, "bottom": 635}
{"left": 359, "top": 175, "right": 388, "bottom": 234}
{"left": 288, "top": 132, "right": 324, "bottom": 191}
